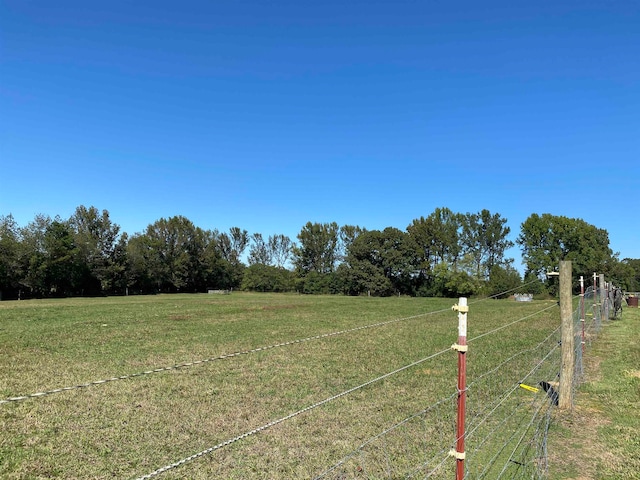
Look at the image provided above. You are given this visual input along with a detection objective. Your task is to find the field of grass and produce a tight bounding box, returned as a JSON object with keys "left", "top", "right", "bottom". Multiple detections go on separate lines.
{"left": 548, "top": 304, "right": 640, "bottom": 479}
{"left": 1, "top": 293, "right": 565, "bottom": 479}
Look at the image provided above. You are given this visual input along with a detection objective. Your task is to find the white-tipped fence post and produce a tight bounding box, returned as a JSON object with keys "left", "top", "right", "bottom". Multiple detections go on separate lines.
{"left": 593, "top": 272, "right": 598, "bottom": 325}
{"left": 559, "top": 261, "right": 574, "bottom": 410}
{"left": 451, "top": 297, "right": 468, "bottom": 480}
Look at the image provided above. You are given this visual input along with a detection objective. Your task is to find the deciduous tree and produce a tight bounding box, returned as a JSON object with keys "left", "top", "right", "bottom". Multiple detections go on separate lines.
{"left": 407, "top": 207, "right": 462, "bottom": 276}
{"left": 69, "top": 205, "right": 121, "bottom": 294}
{"left": 0, "top": 214, "right": 22, "bottom": 299}
{"left": 292, "top": 222, "right": 339, "bottom": 275}
{"left": 517, "top": 213, "right": 614, "bottom": 285}
{"left": 460, "top": 209, "right": 514, "bottom": 280}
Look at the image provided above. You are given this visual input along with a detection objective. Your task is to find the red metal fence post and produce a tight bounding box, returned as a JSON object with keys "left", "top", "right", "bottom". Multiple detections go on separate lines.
{"left": 593, "top": 272, "right": 598, "bottom": 324}
{"left": 451, "top": 297, "right": 468, "bottom": 480}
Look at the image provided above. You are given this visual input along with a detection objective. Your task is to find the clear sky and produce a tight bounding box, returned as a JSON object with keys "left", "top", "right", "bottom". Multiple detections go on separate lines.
{"left": 1, "top": 1, "right": 638, "bottom": 270}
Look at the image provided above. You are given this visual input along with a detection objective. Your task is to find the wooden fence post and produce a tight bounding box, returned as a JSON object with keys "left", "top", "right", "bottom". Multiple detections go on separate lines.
{"left": 559, "top": 261, "right": 574, "bottom": 410}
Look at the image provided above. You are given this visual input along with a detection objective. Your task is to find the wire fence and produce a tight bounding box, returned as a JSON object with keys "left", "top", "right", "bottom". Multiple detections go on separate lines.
{"left": 305, "top": 287, "right": 605, "bottom": 480}
{"left": 0, "top": 277, "right": 608, "bottom": 479}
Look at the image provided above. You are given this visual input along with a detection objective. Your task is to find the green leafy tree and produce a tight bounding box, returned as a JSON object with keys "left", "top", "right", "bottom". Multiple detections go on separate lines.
{"left": 241, "top": 264, "right": 295, "bottom": 292}
{"left": 0, "top": 214, "right": 22, "bottom": 299}
{"left": 431, "top": 262, "right": 480, "bottom": 298}
{"left": 292, "top": 222, "right": 339, "bottom": 275}
{"left": 486, "top": 264, "right": 522, "bottom": 298}
{"left": 213, "top": 227, "right": 248, "bottom": 288}
{"left": 128, "top": 216, "right": 207, "bottom": 293}
{"left": 248, "top": 233, "right": 272, "bottom": 266}
{"left": 342, "top": 227, "right": 417, "bottom": 295}
{"left": 407, "top": 207, "right": 462, "bottom": 277}
{"left": 69, "top": 205, "right": 122, "bottom": 294}
{"left": 108, "top": 233, "right": 131, "bottom": 294}
{"left": 517, "top": 214, "right": 614, "bottom": 284}
{"left": 18, "top": 214, "right": 51, "bottom": 297}
{"left": 268, "top": 234, "right": 292, "bottom": 268}
{"left": 336, "top": 260, "right": 392, "bottom": 296}
{"left": 521, "top": 271, "right": 547, "bottom": 296}
{"left": 200, "top": 230, "right": 235, "bottom": 290}
{"left": 608, "top": 258, "right": 640, "bottom": 291}
{"left": 295, "top": 270, "right": 340, "bottom": 294}
{"left": 338, "top": 225, "right": 366, "bottom": 262}
{"left": 42, "top": 219, "right": 80, "bottom": 296}
{"left": 460, "top": 209, "right": 514, "bottom": 280}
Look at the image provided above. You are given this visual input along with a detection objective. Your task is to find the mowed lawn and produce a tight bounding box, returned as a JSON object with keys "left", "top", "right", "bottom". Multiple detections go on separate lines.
{"left": 0, "top": 293, "right": 563, "bottom": 479}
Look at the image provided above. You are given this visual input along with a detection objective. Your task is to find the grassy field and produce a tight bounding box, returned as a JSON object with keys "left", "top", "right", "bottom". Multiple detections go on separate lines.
{"left": 1, "top": 293, "right": 568, "bottom": 479}
{"left": 548, "top": 304, "right": 640, "bottom": 479}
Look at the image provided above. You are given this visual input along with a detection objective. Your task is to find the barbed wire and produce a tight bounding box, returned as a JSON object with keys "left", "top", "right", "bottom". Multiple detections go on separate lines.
{"left": 466, "top": 325, "right": 561, "bottom": 391}
{"left": 464, "top": 340, "right": 560, "bottom": 444}
{"left": 313, "top": 391, "right": 458, "bottom": 479}
{"left": 293, "top": 290, "right": 582, "bottom": 479}
{"left": 295, "top": 304, "right": 563, "bottom": 480}
{"left": 494, "top": 399, "right": 552, "bottom": 479}
{"left": 468, "top": 302, "right": 559, "bottom": 344}
{"left": 0, "top": 306, "right": 453, "bottom": 406}
{"left": 415, "top": 449, "right": 453, "bottom": 478}
{"left": 133, "top": 346, "right": 454, "bottom": 479}
{"left": 470, "top": 346, "right": 559, "bottom": 480}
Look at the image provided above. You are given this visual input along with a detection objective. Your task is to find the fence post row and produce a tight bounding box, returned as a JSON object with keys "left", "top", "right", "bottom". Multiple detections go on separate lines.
{"left": 451, "top": 297, "right": 468, "bottom": 480}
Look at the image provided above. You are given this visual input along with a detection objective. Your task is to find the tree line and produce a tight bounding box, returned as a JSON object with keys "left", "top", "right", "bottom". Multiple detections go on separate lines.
{"left": 0, "top": 206, "right": 638, "bottom": 300}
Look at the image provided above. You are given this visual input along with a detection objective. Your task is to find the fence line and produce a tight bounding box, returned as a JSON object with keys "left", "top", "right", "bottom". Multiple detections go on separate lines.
{"left": 469, "top": 343, "right": 560, "bottom": 479}
{"left": 468, "top": 302, "right": 559, "bottom": 344}
{"left": 135, "top": 300, "right": 561, "bottom": 479}
{"left": 137, "top": 282, "right": 603, "bottom": 479}
{"left": 313, "top": 392, "right": 458, "bottom": 479}
{"left": 310, "top": 303, "right": 562, "bottom": 480}
{"left": 465, "top": 339, "right": 561, "bottom": 440}
{"left": 466, "top": 325, "right": 561, "bottom": 392}
{"left": 134, "top": 347, "right": 455, "bottom": 479}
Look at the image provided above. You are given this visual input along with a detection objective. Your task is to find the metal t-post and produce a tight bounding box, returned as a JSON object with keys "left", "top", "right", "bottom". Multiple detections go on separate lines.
{"left": 451, "top": 298, "right": 468, "bottom": 479}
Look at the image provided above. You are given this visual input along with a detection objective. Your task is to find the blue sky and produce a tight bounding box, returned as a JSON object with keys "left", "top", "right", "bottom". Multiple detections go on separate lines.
{"left": 1, "top": 1, "right": 638, "bottom": 270}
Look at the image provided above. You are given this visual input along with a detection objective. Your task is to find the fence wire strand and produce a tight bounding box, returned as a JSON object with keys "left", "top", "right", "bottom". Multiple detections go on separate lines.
{"left": 134, "top": 346, "right": 454, "bottom": 479}
{"left": 306, "top": 302, "right": 562, "bottom": 480}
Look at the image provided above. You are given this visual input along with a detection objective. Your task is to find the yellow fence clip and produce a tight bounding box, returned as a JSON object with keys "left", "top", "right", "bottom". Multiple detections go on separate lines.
{"left": 519, "top": 383, "right": 539, "bottom": 393}
{"left": 452, "top": 304, "right": 469, "bottom": 313}
{"left": 451, "top": 343, "right": 468, "bottom": 352}
{"left": 448, "top": 449, "right": 466, "bottom": 460}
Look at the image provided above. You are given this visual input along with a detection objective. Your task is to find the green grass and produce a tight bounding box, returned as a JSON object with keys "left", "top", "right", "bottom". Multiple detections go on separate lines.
{"left": 548, "top": 305, "right": 640, "bottom": 479}
{"left": 0, "top": 293, "right": 564, "bottom": 479}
